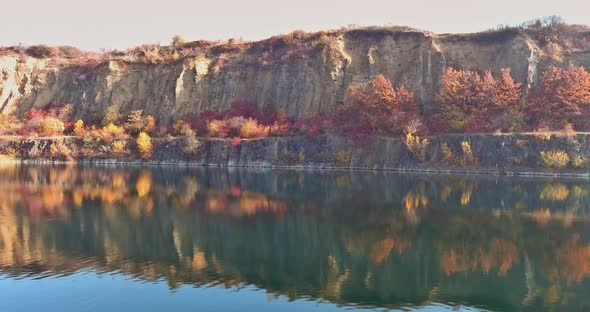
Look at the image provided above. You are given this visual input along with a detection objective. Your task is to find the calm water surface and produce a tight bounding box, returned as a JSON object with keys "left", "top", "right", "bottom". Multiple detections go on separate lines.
{"left": 0, "top": 165, "right": 589, "bottom": 311}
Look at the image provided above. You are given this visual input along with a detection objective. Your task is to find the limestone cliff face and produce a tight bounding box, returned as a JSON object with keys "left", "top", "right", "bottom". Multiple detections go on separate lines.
{"left": 1, "top": 26, "right": 589, "bottom": 123}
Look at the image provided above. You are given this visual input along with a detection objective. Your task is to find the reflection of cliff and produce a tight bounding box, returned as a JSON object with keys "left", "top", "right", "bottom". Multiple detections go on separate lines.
{"left": 0, "top": 166, "right": 590, "bottom": 311}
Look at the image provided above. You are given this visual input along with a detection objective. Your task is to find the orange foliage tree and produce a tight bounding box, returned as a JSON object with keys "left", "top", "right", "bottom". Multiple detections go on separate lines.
{"left": 335, "top": 74, "right": 420, "bottom": 137}
{"left": 435, "top": 68, "right": 522, "bottom": 132}
{"left": 527, "top": 64, "right": 590, "bottom": 130}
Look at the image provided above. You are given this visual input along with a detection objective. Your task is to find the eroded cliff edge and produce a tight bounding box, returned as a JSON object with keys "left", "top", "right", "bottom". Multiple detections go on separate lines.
{"left": 1, "top": 25, "right": 589, "bottom": 123}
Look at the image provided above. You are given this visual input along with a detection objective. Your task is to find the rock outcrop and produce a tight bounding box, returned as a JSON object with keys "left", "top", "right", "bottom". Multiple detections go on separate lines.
{"left": 1, "top": 25, "right": 589, "bottom": 123}
{"left": 2, "top": 134, "right": 589, "bottom": 176}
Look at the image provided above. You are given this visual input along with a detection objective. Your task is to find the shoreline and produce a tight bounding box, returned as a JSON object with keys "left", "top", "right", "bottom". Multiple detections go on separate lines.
{"left": 1, "top": 133, "right": 589, "bottom": 179}
{"left": 3, "top": 158, "right": 588, "bottom": 179}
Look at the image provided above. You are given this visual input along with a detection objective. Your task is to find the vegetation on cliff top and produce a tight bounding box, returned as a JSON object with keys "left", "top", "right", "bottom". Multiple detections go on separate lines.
{"left": 1, "top": 16, "right": 588, "bottom": 68}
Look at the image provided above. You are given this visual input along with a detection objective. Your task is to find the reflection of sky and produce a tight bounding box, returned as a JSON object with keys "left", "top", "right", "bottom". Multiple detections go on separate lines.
{"left": 0, "top": 272, "right": 482, "bottom": 312}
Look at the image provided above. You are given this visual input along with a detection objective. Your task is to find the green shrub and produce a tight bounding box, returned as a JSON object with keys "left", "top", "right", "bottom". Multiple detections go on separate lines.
{"left": 440, "top": 143, "right": 453, "bottom": 163}
{"left": 49, "top": 141, "right": 73, "bottom": 161}
{"left": 173, "top": 120, "right": 194, "bottom": 136}
{"left": 124, "top": 110, "right": 146, "bottom": 136}
{"left": 540, "top": 150, "right": 570, "bottom": 169}
{"left": 183, "top": 132, "right": 200, "bottom": 158}
{"left": 404, "top": 133, "right": 429, "bottom": 162}
{"left": 102, "top": 105, "right": 121, "bottom": 126}
{"left": 298, "top": 151, "right": 305, "bottom": 163}
{"left": 335, "top": 150, "right": 351, "bottom": 165}
{"left": 276, "top": 148, "right": 301, "bottom": 165}
{"left": 515, "top": 139, "right": 528, "bottom": 149}
{"left": 460, "top": 141, "right": 475, "bottom": 165}
{"left": 572, "top": 155, "right": 590, "bottom": 169}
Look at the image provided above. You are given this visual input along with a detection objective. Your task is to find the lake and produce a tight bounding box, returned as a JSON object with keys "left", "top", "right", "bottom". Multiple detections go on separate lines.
{"left": 0, "top": 165, "right": 589, "bottom": 311}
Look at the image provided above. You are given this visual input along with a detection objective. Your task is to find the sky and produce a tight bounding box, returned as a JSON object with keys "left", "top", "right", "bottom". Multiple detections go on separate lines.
{"left": 1, "top": 0, "right": 588, "bottom": 51}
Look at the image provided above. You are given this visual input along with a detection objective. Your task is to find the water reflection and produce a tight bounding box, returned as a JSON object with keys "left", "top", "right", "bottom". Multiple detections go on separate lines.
{"left": 0, "top": 165, "right": 590, "bottom": 311}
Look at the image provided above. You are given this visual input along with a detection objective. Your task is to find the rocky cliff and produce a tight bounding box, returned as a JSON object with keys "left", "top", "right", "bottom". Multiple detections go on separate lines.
{"left": 1, "top": 24, "right": 589, "bottom": 123}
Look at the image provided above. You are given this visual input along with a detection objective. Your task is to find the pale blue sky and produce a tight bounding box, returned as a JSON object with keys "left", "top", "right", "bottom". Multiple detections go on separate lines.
{"left": 1, "top": 0, "right": 588, "bottom": 50}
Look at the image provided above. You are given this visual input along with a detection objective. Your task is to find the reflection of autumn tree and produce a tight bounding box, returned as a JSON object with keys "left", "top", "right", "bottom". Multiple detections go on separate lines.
{"left": 524, "top": 208, "right": 552, "bottom": 226}
{"left": 403, "top": 186, "right": 428, "bottom": 224}
{"left": 540, "top": 183, "right": 570, "bottom": 201}
{"left": 198, "top": 188, "right": 288, "bottom": 218}
{"left": 343, "top": 215, "right": 415, "bottom": 265}
{"left": 370, "top": 237, "right": 412, "bottom": 264}
{"left": 553, "top": 235, "right": 590, "bottom": 283}
{"left": 436, "top": 215, "right": 519, "bottom": 276}
{"left": 136, "top": 170, "right": 152, "bottom": 197}
{"left": 176, "top": 177, "right": 200, "bottom": 208}
{"left": 430, "top": 178, "right": 477, "bottom": 207}
{"left": 1, "top": 166, "right": 590, "bottom": 311}
{"left": 403, "top": 192, "right": 428, "bottom": 223}
{"left": 458, "top": 180, "right": 474, "bottom": 206}
{"left": 0, "top": 204, "right": 40, "bottom": 266}
{"left": 439, "top": 238, "right": 519, "bottom": 276}
{"left": 205, "top": 194, "right": 227, "bottom": 213}
{"left": 571, "top": 185, "right": 589, "bottom": 198}
{"left": 440, "top": 185, "right": 452, "bottom": 202}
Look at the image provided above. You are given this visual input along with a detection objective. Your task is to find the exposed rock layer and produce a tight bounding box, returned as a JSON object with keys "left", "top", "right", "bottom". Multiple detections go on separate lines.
{"left": 2, "top": 134, "right": 589, "bottom": 176}
{"left": 1, "top": 27, "right": 589, "bottom": 123}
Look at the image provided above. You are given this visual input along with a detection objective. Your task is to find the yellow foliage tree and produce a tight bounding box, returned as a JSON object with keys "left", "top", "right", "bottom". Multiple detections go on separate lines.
{"left": 136, "top": 132, "right": 153, "bottom": 160}
{"left": 40, "top": 117, "right": 65, "bottom": 136}
{"left": 144, "top": 115, "right": 156, "bottom": 134}
{"left": 73, "top": 119, "right": 84, "bottom": 136}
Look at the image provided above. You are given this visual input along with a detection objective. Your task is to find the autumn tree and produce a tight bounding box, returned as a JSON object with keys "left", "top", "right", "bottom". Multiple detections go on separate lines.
{"left": 435, "top": 68, "right": 522, "bottom": 132}
{"left": 102, "top": 105, "right": 121, "bottom": 126}
{"left": 125, "top": 110, "right": 146, "bottom": 136}
{"left": 519, "top": 16, "right": 566, "bottom": 45}
{"left": 136, "top": 132, "right": 153, "bottom": 160}
{"left": 435, "top": 68, "right": 483, "bottom": 132}
{"left": 171, "top": 34, "right": 186, "bottom": 47}
{"left": 527, "top": 65, "right": 590, "bottom": 130}
{"left": 124, "top": 110, "right": 157, "bottom": 136}
{"left": 481, "top": 69, "right": 524, "bottom": 131}
{"left": 336, "top": 74, "right": 420, "bottom": 137}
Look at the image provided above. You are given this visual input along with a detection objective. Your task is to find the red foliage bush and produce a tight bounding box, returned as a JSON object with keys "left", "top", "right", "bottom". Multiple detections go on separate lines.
{"left": 25, "top": 108, "right": 50, "bottom": 120}
{"left": 435, "top": 68, "right": 522, "bottom": 133}
{"left": 303, "top": 114, "right": 332, "bottom": 136}
{"left": 184, "top": 110, "right": 220, "bottom": 134}
{"left": 207, "top": 119, "right": 230, "bottom": 138}
{"left": 269, "top": 121, "right": 293, "bottom": 136}
{"left": 335, "top": 74, "right": 420, "bottom": 137}
{"left": 527, "top": 64, "right": 590, "bottom": 130}
{"left": 230, "top": 137, "right": 242, "bottom": 148}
